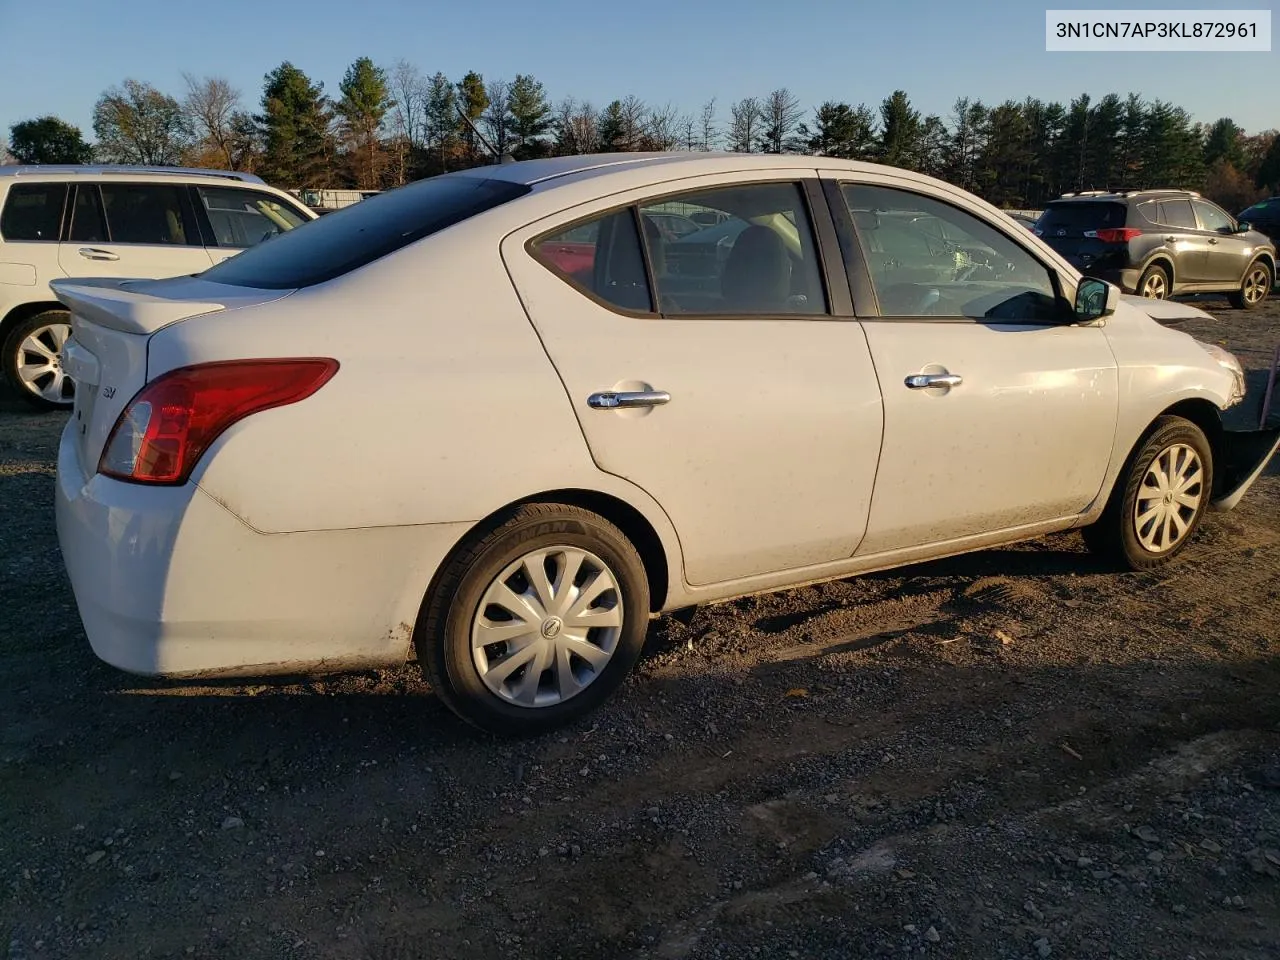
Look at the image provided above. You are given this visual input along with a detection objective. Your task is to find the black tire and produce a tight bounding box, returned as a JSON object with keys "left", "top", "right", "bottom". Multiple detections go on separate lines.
{"left": 1136, "top": 263, "right": 1170, "bottom": 300}
{"left": 2, "top": 309, "right": 75, "bottom": 411}
{"left": 1082, "top": 415, "right": 1213, "bottom": 571}
{"left": 1227, "top": 259, "right": 1273, "bottom": 310}
{"left": 417, "top": 503, "right": 650, "bottom": 736}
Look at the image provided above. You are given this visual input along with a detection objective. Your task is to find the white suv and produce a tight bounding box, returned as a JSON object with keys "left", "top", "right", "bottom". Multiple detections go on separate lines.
{"left": 0, "top": 165, "right": 316, "bottom": 409}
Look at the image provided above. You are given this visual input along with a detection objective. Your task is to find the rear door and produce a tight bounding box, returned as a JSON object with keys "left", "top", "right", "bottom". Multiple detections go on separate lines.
{"left": 827, "top": 173, "right": 1119, "bottom": 554}
{"left": 189, "top": 185, "right": 312, "bottom": 264}
{"left": 57, "top": 182, "right": 214, "bottom": 279}
{"left": 1150, "top": 199, "right": 1206, "bottom": 282}
{"left": 503, "top": 171, "right": 886, "bottom": 587}
{"left": 1192, "top": 199, "right": 1252, "bottom": 284}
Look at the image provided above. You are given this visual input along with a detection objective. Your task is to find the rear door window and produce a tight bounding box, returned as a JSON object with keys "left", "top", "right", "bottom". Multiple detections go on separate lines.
{"left": 0, "top": 183, "right": 67, "bottom": 241}
{"left": 1035, "top": 202, "right": 1127, "bottom": 237}
{"left": 200, "top": 176, "right": 531, "bottom": 289}
{"left": 68, "top": 186, "right": 108, "bottom": 243}
{"left": 99, "top": 184, "right": 200, "bottom": 246}
{"left": 1158, "top": 200, "right": 1197, "bottom": 229}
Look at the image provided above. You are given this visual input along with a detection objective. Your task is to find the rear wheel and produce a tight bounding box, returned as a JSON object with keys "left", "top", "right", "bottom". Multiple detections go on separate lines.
{"left": 1137, "top": 263, "right": 1170, "bottom": 300}
{"left": 2, "top": 310, "right": 75, "bottom": 410}
{"left": 418, "top": 503, "right": 650, "bottom": 735}
{"left": 1228, "top": 260, "right": 1272, "bottom": 310}
{"left": 1082, "top": 416, "right": 1213, "bottom": 570}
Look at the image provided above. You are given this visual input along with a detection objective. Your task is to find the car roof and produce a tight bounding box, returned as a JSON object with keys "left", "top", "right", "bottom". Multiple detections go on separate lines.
{"left": 0, "top": 164, "right": 267, "bottom": 186}
{"left": 450, "top": 151, "right": 955, "bottom": 189}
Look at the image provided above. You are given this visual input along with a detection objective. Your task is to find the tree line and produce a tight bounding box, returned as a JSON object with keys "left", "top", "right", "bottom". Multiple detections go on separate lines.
{"left": 6, "top": 58, "right": 1280, "bottom": 213}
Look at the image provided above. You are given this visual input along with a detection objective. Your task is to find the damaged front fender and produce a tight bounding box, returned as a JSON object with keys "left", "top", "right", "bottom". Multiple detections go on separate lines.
{"left": 1211, "top": 425, "right": 1280, "bottom": 512}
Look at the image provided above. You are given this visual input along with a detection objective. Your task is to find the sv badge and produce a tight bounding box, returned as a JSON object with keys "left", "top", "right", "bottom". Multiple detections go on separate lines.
{"left": 102, "top": 386, "right": 116, "bottom": 399}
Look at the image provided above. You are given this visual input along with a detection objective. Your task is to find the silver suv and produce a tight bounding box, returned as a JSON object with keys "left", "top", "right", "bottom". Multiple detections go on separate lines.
{"left": 0, "top": 165, "right": 316, "bottom": 409}
{"left": 1034, "top": 189, "right": 1276, "bottom": 310}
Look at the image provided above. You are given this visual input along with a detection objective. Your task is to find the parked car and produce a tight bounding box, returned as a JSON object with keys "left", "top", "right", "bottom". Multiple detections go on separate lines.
{"left": 52, "top": 153, "right": 1279, "bottom": 735}
{"left": 1238, "top": 196, "right": 1280, "bottom": 246}
{"left": 1033, "top": 189, "right": 1275, "bottom": 308}
{"left": 0, "top": 165, "right": 316, "bottom": 409}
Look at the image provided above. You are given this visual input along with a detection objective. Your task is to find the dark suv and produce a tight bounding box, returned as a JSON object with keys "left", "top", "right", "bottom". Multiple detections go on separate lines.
{"left": 1034, "top": 189, "right": 1276, "bottom": 310}
{"left": 1239, "top": 196, "right": 1280, "bottom": 247}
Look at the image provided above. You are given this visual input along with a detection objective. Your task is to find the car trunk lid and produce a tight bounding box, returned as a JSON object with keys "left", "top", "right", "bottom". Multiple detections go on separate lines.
{"left": 51, "top": 276, "right": 295, "bottom": 477}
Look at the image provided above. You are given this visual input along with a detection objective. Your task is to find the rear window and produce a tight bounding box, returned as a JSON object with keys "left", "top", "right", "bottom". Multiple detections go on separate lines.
{"left": 198, "top": 176, "right": 531, "bottom": 289}
{"left": 0, "top": 183, "right": 68, "bottom": 242}
{"left": 1036, "top": 202, "right": 1127, "bottom": 234}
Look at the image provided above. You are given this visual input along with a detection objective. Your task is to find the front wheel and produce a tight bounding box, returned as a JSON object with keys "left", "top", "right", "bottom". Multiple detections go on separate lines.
{"left": 1082, "top": 416, "right": 1213, "bottom": 570}
{"left": 1228, "top": 260, "right": 1273, "bottom": 310}
{"left": 2, "top": 310, "right": 75, "bottom": 410}
{"left": 417, "top": 503, "right": 650, "bottom": 735}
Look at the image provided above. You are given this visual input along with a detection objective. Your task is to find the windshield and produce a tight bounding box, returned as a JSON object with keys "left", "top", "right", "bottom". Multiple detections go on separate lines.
{"left": 199, "top": 175, "right": 531, "bottom": 289}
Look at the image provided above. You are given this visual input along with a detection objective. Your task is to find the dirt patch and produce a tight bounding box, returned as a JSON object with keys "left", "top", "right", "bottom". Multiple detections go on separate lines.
{"left": 2, "top": 297, "right": 1280, "bottom": 959}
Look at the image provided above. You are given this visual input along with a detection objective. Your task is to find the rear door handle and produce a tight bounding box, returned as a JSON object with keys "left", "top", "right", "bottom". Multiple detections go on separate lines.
{"left": 78, "top": 247, "right": 120, "bottom": 261}
{"left": 588, "top": 390, "right": 671, "bottom": 409}
{"left": 1208, "top": 237, "right": 1219, "bottom": 244}
{"left": 905, "top": 373, "right": 963, "bottom": 389}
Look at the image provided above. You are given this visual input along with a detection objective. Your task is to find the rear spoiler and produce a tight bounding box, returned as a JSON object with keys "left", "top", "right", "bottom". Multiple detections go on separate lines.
{"left": 49, "top": 276, "right": 294, "bottom": 336}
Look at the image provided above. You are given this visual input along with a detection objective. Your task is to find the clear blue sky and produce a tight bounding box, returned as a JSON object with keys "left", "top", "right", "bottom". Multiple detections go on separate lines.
{"left": 1, "top": 0, "right": 1276, "bottom": 140}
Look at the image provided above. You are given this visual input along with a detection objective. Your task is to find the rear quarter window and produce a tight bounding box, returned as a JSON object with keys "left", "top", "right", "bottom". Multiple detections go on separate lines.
{"left": 198, "top": 176, "right": 531, "bottom": 289}
{"left": 0, "top": 183, "right": 68, "bottom": 241}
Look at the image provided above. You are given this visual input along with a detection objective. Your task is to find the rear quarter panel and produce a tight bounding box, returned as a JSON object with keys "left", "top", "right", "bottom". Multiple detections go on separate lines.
{"left": 145, "top": 220, "right": 684, "bottom": 562}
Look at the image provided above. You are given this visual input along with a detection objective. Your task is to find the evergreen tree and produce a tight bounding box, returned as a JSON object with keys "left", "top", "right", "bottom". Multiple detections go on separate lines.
{"left": 8, "top": 116, "right": 93, "bottom": 164}
{"left": 337, "top": 57, "right": 394, "bottom": 188}
{"left": 256, "top": 62, "right": 332, "bottom": 188}
{"left": 877, "top": 90, "right": 921, "bottom": 169}
{"left": 506, "top": 74, "right": 553, "bottom": 160}
{"left": 799, "top": 101, "right": 876, "bottom": 159}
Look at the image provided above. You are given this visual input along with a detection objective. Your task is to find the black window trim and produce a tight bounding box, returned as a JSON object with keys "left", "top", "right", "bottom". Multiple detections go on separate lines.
{"left": 525, "top": 175, "right": 851, "bottom": 323}
{"left": 827, "top": 177, "right": 1076, "bottom": 326}
{"left": 187, "top": 183, "right": 315, "bottom": 249}
{"left": 68, "top": 184, "right": 109, "bottom": 244}
{"left": 0, "top": 181, "right": 70, "bottom": 243}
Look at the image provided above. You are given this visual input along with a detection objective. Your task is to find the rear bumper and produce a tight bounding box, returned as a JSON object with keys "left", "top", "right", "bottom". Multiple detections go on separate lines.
{"left": 54, "top": 422, "right": 468, "bottom": 678}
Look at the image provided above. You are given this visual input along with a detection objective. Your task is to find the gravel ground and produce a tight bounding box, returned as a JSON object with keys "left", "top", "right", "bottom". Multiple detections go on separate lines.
{"left": 2, "top": 296, "right": 1279, "bottom": 960}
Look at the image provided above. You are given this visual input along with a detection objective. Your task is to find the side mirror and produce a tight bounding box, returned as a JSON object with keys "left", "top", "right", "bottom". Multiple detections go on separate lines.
{"left": 1074, "top": 276, "right": 1118, "bottom": 322}
{"left": 1236, "top": 220, "right": 1252, "bottom": 234}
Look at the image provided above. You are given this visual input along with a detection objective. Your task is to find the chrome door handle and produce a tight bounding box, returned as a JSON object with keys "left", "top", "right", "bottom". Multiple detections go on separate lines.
{"left": 78, "top": 247, "right": 119, "bottom": 261}
{"left": 588, "top": 390, "right": 671, "bottom": 409}
{"left": 1164, "top": 236, "right": 1179, "bottom": 243}
{"left": 1207, "top": 237, "right": 1219, "bottom": 244}
{"left": 905, "top": 373, "right": 962, "bottom": 389}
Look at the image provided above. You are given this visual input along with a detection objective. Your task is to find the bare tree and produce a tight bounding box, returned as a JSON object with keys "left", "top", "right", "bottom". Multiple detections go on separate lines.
{"left": 482, "top": 78, "right": 511, "bottom": 159}
{"left": 182, "top": 74, "right": 240, "bottom": 168}
{"left": 728, "top": 97, "right": 761, "bottom": 153}
{"left": 386, "top": 60, "right": 425, "bottom": 184}
{"left": 681, "top": 115, "right": 697, "bottom": 151}
{"left": 699, "top": 98, "right": 719, "bottom": 151}
{"left": 647, "top": 102, "right": 681, "bottom": 150}
{"left": 570, "top": 101, "right": 599, "bottom": 154}
{"left": 759, "top": 88, "right": 804, "bottom": 153}
{"left": 618, "top": 95, "right": 649, "bottom": 150}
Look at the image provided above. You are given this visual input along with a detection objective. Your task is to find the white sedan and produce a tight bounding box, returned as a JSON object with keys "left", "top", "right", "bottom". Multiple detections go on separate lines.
{"left": 52, "top": 153, "right": 1280, "bottom": 734}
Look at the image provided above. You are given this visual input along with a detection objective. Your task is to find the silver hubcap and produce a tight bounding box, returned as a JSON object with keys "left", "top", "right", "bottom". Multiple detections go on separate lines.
{"left": 1141, "top": 272, "right": 1167, "bottom": 299}
{"left": 471, "top": 546, "right": 624, "bottom": 708}
{"left": 1243, "top": 267, "right": 1269, "bottom": 304}
{"left": 16, "top": 322, "right": 74, "bottom": 403}
{"left": 1134, "top": 443, "right": 1204, "bottom": 554}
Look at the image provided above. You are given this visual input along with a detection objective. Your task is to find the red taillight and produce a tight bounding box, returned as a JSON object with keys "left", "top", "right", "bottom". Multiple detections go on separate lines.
{"left": 98, "top": 359, "right": 339, "bottom": 485}
{"left": 1093, "top": 227, "right": 1143, "bottom": 243}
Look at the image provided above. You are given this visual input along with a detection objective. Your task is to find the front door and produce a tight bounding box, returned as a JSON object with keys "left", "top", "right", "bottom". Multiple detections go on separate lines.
{"left": 503, "top": 173, "right": 885, "bottom": 587}
{"left": 57, "top": 182, "right": 215, "bottom": 280}
{"left": 1192, "top": 199, "right": 1253, "bottom": 285}
{"left": 826, "top": 174, "right": 1119, "bottom": 555}
{"left": 190, "top": 184, "right": 312, "bottom": 265}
